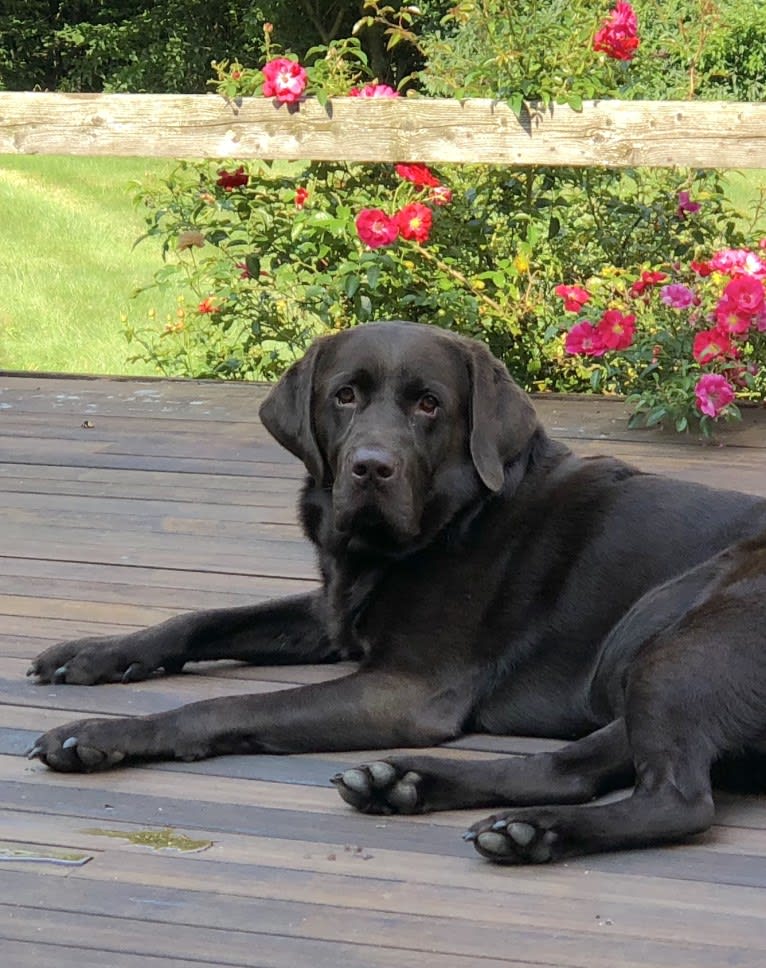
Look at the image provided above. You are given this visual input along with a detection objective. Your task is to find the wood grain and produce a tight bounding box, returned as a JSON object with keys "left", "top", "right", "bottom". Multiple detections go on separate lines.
{"left": 3, "top": 93, "right": 766, "bottom": 167}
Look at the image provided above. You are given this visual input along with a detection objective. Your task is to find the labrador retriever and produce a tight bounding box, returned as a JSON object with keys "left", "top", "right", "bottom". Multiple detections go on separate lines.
{"left": 26, "top": 320, "right": 766, "bottom": 864}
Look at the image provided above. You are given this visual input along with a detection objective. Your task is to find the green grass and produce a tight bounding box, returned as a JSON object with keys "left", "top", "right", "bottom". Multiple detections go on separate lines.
{"left": 0, "top": 155, "right": 179, "bottom": 375}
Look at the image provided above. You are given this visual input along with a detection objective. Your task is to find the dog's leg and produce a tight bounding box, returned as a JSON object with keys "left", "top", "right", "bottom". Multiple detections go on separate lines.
{"left": 465, "top": 750, "right": 715, "bottom": 864}
{"left": 27, "top": 669, "right": 465, "bottom": 772}
{"left": 465, "top": 596, "right": 766, "bottom": 862}
{"left": 333, "top": 719, "right": 633, "bottom": 814}
{"left": 27, "top": 594, "right": 332, "bottom": 685}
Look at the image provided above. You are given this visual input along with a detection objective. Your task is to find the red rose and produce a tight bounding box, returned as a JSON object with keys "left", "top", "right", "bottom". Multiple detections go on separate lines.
{"left": 395, "top": 164, "right": 441, "bottom": 188}
{"left": 593, "top": 2, "right": 640, "bottom": 61}
{"left": 597, "top": 309, "right": 636, "bottom": 350}
{"left": 294, "top": 187, "right": 309, "bottom": 209}
{"left": 216, "top": 166, "right": 249, "bottom": 191}
{"left": 395, "top": 202, "right": 433, "bottom": 243}
{"left": 692, "top": 329, "right": 735, "bottom": 366}
{"left": 554, "top": 284, "right": 591, "bottom": 313}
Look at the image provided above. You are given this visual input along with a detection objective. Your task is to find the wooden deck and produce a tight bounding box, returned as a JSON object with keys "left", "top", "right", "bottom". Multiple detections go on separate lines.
{"left": 1, "top": 372, "right": 766, "bottom": 968}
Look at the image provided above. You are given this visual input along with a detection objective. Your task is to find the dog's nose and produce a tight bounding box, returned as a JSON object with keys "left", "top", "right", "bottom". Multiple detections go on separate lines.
{"left": 350, "top": 447, "right": 398, "bottom": 483}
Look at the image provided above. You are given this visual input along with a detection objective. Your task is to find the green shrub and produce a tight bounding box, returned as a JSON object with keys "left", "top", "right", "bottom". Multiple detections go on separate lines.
{"left": 126, "top": 1, "right": 766, "bottom": 432}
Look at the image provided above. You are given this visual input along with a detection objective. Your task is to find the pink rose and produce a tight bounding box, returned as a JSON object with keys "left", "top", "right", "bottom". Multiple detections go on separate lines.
{"left": 348, "top": 84, "right": 399, "bottom": 98}
{"left": 262, "top": 58, "right": 307, "bottom": 104}
{"left": 355, "top": 208, "right": 399, "bottom": 248}
{"left": 564, "top": 321, "right": 607, "bottom": 357}
{"left": 694, "top": 373, "right": 735, "bottom": 419}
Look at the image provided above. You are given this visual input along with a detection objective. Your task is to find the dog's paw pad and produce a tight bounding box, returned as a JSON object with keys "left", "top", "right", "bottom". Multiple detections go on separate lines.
{"left": 332, "top": 762, "right": 423, "bottom": 814}
{"left": 467, "top": 815, "right": 559, "bottom": 864}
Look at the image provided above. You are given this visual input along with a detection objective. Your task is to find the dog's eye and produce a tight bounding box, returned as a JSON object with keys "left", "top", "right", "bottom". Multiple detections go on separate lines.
{"left": 336, "top": 386, "right": 356, "bottom": 406}
{"left": 417, "top": 393, "right": 439, "bottom": 415}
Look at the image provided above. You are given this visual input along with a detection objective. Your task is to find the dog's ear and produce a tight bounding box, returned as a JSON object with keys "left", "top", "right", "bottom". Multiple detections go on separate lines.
{"left": 466, "top": 341, "right": 539, "bottom": 492}
{"left": 259, "top": 340, "right": 326, "bottom": 483}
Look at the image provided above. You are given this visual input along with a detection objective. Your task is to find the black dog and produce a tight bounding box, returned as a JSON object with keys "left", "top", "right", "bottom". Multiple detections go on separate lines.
{"left": 27, "top": 321, "right": 766, "bottom": 864}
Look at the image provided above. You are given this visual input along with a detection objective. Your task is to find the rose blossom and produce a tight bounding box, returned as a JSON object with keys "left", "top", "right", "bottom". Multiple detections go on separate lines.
{"left": 721, "top": 274, "right": 765, "bottom": 316}
{"left": 348, "top": 84, "right": 399, "bottom": 98}
{"left": 429, "top": 185, "right": 453, "bottom": 206}
{"left": 262, "top": 58, "right": 307, "bottom": 103}
{"left": 564, "top": 321, "right": 607, "bottom": 357}
{"left": 709, "top": 248, "right": 766, "bottom": 278}
{"left": 355, "top": 208, "right": 399, "bottom": 248}
{"left": 216, "top": 166, "right": 249, "bottom": 191}
{"left": 660, "top": 283, "right": 696, "bottom": 309}
{"left": 694, "top": 373, "right": 735, "bottom": 419}
{"left": 395, "top": 202, "right": 433, "bottom": 243}
{"left": 692, "top": 329, "right": 735, "bottom": 365}
{"left": 294, "top": 186, "right": 309, "bottom": 208}
{"left": 691, "top": 260, "right": 712, "bottom": 277}
{"left": 554, "top": 284, "right": 591, "bottom": 313}
{"left": 715, "top": 297, "right": 753, "bottom": 335}
{"left": 629, "top": 269, "right": 668, "bottom": 297}
{"left": 592, "top": 2, "right": 640, "bottom": 61}
{"left": 597, "top": 309, "right": 636, "bottom": 350}
{"left": 676, "top": 191, "right": 700, "bottom": 218}
{"left": 395, "top": 164, "right": 441, "bottom": 188}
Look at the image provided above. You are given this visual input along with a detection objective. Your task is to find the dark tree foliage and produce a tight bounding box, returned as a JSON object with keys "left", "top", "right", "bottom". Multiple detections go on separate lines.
{"left": 0, "top": 1, "right": 360, "bottom": 92}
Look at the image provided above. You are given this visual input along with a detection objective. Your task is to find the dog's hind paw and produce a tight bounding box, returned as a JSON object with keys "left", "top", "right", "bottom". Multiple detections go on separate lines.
{"left": 331, "top": 761, "right": 424, "bottom": 814}
{"left": 465, "top": 813, "right": 560, "bottom": 864}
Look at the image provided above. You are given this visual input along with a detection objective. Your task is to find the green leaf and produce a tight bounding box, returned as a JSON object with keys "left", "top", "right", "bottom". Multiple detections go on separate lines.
{"left": 645, "top": 406, "right": 668, "bottom": 428}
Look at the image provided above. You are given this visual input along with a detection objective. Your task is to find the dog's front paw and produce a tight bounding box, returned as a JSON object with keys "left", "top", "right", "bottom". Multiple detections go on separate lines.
{"left": 27, "top": 634, "right": 181, "bottom": 686}
{"left": 332, "top": 761, "right": 425, "bottom": 814}
{"left": 26, "top": 718, "right": 143, "bottom": 772}
{"left": 464, "top": 812, "right": 560, "bottom": 864}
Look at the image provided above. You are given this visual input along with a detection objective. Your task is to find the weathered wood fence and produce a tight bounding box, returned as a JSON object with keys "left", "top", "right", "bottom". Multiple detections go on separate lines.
{"left": 2, "top": 92, "right": 766, "bottom": 167}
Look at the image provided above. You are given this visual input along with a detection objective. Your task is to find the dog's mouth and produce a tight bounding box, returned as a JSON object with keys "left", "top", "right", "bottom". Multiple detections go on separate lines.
{"left": 334, "top": 498, "right": 420, "bottom": 554}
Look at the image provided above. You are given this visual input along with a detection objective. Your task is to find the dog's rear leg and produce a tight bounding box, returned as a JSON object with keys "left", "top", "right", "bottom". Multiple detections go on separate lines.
{"left": 333, "top": 718, "right": 634, "bottom": 814}
{"left": 466, "top": 599, "right": 766, "bottom": 862}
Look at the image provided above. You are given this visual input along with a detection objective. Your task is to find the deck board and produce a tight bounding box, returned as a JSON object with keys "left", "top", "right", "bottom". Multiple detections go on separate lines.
{"left": 2, "top": 372, "right": 766, "bottom": 967}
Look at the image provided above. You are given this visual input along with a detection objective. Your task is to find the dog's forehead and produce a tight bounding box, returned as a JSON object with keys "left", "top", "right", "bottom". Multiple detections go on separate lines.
{"left": 319, "top": 323, "right": 467, "bottom": 388}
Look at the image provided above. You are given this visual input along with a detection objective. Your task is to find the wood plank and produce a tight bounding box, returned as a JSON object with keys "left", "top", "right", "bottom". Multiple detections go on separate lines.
{"left": 0, "top": 877, "right": 761, "bottom": 968}
{"left": 3, "top": 807, "right": 766, "bottom": 907}
{"left": 0, "top": 534, "right": 317, "bottom": 580}
{"left": 3, "top": 93, "right": 766, "bottom": 168}
{"left": 0, "top": 939, "right": 224, "bottom": 968}
{"left": 2, "top": 373, "right": 766, "bottom": 967}
{"left": 0, "top": 902, "right": 523, "bottom": 968}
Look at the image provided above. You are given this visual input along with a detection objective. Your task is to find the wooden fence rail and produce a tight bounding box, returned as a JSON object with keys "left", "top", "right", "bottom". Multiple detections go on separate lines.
{"left": 2, "top": 92, "right": 766, "bottom": 167}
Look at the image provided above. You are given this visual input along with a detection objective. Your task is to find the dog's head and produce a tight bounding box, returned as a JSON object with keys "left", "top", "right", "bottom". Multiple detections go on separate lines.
{"left": 259, "top": 321, "right": 539, "bottom": 553}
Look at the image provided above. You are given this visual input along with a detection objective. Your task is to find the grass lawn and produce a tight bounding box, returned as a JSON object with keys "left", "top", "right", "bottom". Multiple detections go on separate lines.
{"left": 0, "top": 155, "right": 178, "bottom": 375}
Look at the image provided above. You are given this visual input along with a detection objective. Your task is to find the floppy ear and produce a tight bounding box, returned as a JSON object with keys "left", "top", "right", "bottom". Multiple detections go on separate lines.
{"left": 258, "top": 340, "right": 326, "bottom": 483}
{"left": 466, "top": 341, "right": 540, "bottom": 492}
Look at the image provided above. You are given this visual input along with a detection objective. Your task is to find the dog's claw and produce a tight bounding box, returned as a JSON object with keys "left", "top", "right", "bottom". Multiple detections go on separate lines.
{"left": 462, "top": 829, "right": 477, "bottom": 842}
{"left": 62, "top": 736, "right": 79, "bottom": 750}
{"left": 26, "top": 745, "right": 43, "bottom": 760}
{"left": 52, "top": 665, "right": 68, "bottom": 684}
{"left": 121, "top": 662, "right": 144, "bottom": 683}
{"left": 26, "top": 664, "right": 37, "bottom": 678}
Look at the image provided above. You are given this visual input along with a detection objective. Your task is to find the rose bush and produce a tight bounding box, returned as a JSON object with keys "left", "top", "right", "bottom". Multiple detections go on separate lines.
{"left": 559, "top": 241, "right": 766, "bottom": 434}
{"left": 126, "top": 3, "right": 766, "bottom": 432}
